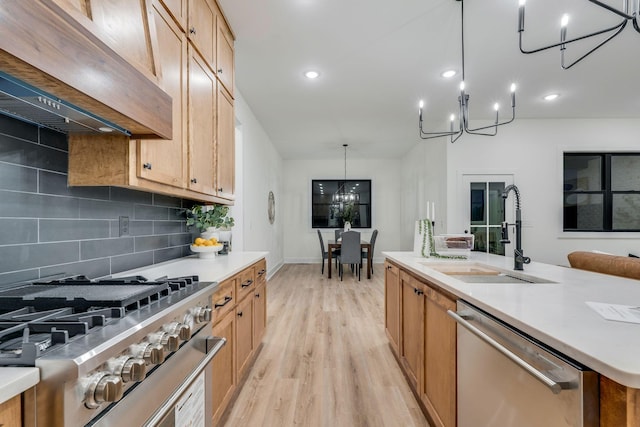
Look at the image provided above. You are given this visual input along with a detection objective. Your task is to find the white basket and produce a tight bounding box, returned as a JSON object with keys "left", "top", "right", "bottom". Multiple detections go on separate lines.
{"left": 433, "top": 234, "right": 474, "bottom": 256}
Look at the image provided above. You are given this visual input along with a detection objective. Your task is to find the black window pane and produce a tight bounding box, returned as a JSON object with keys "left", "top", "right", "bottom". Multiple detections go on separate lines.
{"left": 563, "top": 194, "right": 603, "bottom": 230}
{"left": 470, "top": 183, "right": 486, "bottom": 225}
{"left": 564, "top": 155, "right": 602, "bottom": 191}
{"left": 611, "top": 155, "right": 640, "bottom": 191}
{"left": 311, "top": 180, "right": 372, "bottom": 228}
{"left": 612, "top": 194, "right": 640, "bottom": 230}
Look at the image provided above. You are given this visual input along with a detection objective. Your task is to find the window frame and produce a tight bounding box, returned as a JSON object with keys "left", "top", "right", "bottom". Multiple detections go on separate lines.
{"left": 311, "top": 179, "right": 372, "bottom": 229}
{"left": 563, "top": 152, "right": 640, "bottom": 232}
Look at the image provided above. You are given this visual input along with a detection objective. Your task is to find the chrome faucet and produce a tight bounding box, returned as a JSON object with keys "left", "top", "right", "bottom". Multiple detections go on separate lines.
{"left": 500, "top": 184, "right": 531, "bottom": 271}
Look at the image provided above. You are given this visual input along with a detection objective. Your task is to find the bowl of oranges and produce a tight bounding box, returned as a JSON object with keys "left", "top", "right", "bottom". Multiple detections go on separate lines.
{"left": 190, "top": 237, "right": 224, "bottom": 258}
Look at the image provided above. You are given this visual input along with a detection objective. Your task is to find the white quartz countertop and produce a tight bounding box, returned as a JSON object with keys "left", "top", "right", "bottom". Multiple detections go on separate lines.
{"left": 383, "top": 251, "right": 640, "bottom": 389}
{"left": 111, "top": 251, "right": 268, "bottom": 283}
{"left": 0, "top": 252, "right": 267, "bottom": 404}
{"left": 0, "top": 368, "right": 39, "bottom": 404}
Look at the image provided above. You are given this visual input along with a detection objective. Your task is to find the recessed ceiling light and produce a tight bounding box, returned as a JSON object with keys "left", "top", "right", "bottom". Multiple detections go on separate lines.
{"left": 543, "top": 93, "right": 560, "bottom": 101}
{"left": 441, "top": 70, "right": 457, "bottom": 78}
{"left": 304, "top": 71, "right": 320, "bottom": 79}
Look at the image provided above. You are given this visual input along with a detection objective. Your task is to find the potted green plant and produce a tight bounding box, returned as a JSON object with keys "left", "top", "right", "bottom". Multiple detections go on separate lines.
{"left": 186, "top": 205, "right": 234, "bottom": 239}
{"left": 341, "top": 202, "right": 355, "bottom": 231}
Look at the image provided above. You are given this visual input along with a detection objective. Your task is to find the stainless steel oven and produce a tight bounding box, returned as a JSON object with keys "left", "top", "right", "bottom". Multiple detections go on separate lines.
{"left": 0, "top": 275, "right": 225, "bottom": 426}
{"left": 91, "top": 330, "right": 225, "bottom": 427}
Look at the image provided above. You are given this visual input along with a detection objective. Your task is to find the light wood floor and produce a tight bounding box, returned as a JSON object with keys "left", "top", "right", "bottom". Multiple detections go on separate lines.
{"left": 222, "top": 263, "right": 430, "bottom": 427}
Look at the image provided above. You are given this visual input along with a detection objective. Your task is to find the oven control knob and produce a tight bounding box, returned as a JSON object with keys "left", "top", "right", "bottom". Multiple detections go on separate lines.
{"left": 164, "top": 321, "right": 192, "bottom": 341}
{"left": 106, "top": 355, "right": 147, "bottom": 383}
{"left": 84, "top": 372, "right": 124, "bottom": 409}
{"left": 130, "top": 342, "right": 165, "bottom": 365}
{"left": 121, "top": 357, "right": 147, "bottom": 382}
{"left": 148, "top": 331, "right": 180, "bottom": 352}
{"left": 192, "top": 306, "right": 212, "bottom": 323}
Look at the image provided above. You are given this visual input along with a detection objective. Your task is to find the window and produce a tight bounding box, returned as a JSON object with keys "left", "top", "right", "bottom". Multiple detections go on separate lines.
{"left": 564, "top": 153, "right": 640, "bottom": 231}
{"left": 311, "top": 180, "right": 372, "bottom": 228}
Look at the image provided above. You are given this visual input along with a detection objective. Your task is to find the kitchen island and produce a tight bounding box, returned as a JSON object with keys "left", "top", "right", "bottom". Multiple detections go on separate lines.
{"left": 384, "top": 251, "right": 640, "bottom": 427}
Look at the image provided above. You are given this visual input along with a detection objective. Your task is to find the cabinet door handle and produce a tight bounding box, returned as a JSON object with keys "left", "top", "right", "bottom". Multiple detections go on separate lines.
{"left": 237, "top": 311, "right": 243, "bottom": 317}
{"left": 258, "top": 269, "right": 266, "bottom": 276}
{"left": 387, "top": 265, "right": 392, "bottom": 270}
{"left": 143, "top": 163, "right": 152, "bottom": 170}
{"left": 189, "top": 27, "right": 196, "bottom": 35}
{"left": 218, "top": 187, "right": 224, "bottom": 192}
{"left": 214, "top": 295, "right": 232, "bottom": 309}
{"left": 241, "top": 279, "right": 253, "bottom": 288}
{"left": 190, "top": 178, "right": 197, "bottom": 184}
{"left": 255, "top": 293, "right": 260, "bottom": 298}
{"left": 217, "top": 68, "right": 223, "bottom": 74}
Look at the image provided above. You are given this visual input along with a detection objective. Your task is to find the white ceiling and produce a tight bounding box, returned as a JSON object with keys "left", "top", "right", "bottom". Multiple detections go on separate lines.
{"left": 217, "top": 0, "right": 640, "bottom": 160}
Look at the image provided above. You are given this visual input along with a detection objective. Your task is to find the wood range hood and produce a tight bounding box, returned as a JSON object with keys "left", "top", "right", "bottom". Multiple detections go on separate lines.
{"left": 0, "top": 1, "right": 172, "bottom": 139}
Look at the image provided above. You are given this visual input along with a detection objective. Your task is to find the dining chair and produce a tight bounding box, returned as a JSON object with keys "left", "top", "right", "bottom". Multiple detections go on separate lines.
{"left": 362, "top": 229, "right": 378, "bottom": 276}
{"left": 338, "top": 230, "right": 362, "bottom": 281}
{"left": 317, "top": 230, "right": 338, "bottom": 275}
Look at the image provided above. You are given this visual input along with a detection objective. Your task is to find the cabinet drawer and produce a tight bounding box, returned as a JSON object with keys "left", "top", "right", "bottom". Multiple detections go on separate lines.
{"left": 211, "top": 278, "right": 235, "bottom": 325}
{"left": 236, "top": 267, "right": 255, "bottom": 301}
{"left": 255, "top": 259, "right": 267, "bottom": 286}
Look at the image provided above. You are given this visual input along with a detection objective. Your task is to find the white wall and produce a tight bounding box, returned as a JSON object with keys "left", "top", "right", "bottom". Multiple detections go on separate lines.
{"left": 445, "top": 118, "right": 640, "bottom": 266}
{"left": 282, "top": 157, "right": 404, "bottom": 263}
{"left": 233, "top": 91, "right": 284, "bottom": 275}
{"left": 400, "top": 139, "right": 449, "bottom": 250}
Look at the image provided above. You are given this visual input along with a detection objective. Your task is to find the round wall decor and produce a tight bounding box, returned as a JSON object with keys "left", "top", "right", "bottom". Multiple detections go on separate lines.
{"left": 268, "top": 191, "right": 275, "bottom": 224}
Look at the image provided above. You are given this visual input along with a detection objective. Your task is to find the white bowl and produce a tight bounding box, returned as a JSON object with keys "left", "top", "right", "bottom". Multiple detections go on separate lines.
{"left": 190, "top": 244, "right": 223, "bottom": 258}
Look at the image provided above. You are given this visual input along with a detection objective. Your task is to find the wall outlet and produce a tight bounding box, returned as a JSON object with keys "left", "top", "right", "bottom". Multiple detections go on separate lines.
{"left": 119, "top": 216, "right": 130, "bottom": 237}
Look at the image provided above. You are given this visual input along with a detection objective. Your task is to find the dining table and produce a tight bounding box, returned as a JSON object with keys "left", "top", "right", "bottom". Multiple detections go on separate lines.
{"left": 327, "top": 239, "right": 372, "bottom": 279}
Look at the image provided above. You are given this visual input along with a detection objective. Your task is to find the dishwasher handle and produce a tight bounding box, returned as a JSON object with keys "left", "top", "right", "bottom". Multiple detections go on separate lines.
{"left": 448, "top": 309, "right": 565, "bottom": 395}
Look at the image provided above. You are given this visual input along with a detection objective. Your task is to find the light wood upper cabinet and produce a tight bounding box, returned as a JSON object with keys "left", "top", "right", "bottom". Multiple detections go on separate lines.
{"left": 187, "top": 45, "right": 217, "bottom": 195}
{"left": 216, "top": 14, "right": 234, "bottom": 96}
{"left": 187, "top": 0, "right": 216, "bottom": 70}
{"left": 137, "top": 0, "right": 188, "bottom": 188}
{"left": 61, "top": 0, "right": 234, "bottom": 202}
{"left": 216, "top": 85, "right": 235, "bottom": 200}
{"left": 160, "top": 0, "right": 187, "bottom": 31}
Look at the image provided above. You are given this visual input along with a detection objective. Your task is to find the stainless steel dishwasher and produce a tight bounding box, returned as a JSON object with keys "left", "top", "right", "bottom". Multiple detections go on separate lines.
{"left": 448, "top": 301, "right": 599, "bottom": 427}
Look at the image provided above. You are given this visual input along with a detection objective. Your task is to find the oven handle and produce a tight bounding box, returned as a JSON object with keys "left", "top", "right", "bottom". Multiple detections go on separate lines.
{"left": 142, "top": 336, "right": 226, "bottom": 427}
{"left": 447, "top": 309, "right": 563, "bottom": 394}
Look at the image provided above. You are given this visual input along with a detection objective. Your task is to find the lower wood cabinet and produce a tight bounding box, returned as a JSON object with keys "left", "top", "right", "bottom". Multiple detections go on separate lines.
{"left": 0, "top": 395, "right": 21, "bottom": 427}
{"left": 386, "top": 260, "right": 457, "bottom": 427}
{"left": 384, "top": 261, "right": 400, "bottom": 355}
{"left": 235, "top": 292, "right": 254, "bottom": 380}
{"left": 211, "top": 308, "right": 236, "bottom": 426}
{"left": 211, "top": 258, "right": 267, "bottom": 426}
{"left": 422, "top": 286, "right": 456, "bottom": 427}
{"left": 400, "top": 271, "right": 424, "bottom": 392}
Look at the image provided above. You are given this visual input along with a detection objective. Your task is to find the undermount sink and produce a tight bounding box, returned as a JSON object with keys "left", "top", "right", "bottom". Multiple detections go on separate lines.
{"left": 420, "top": 262, "right": 555, "bottom": 284}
